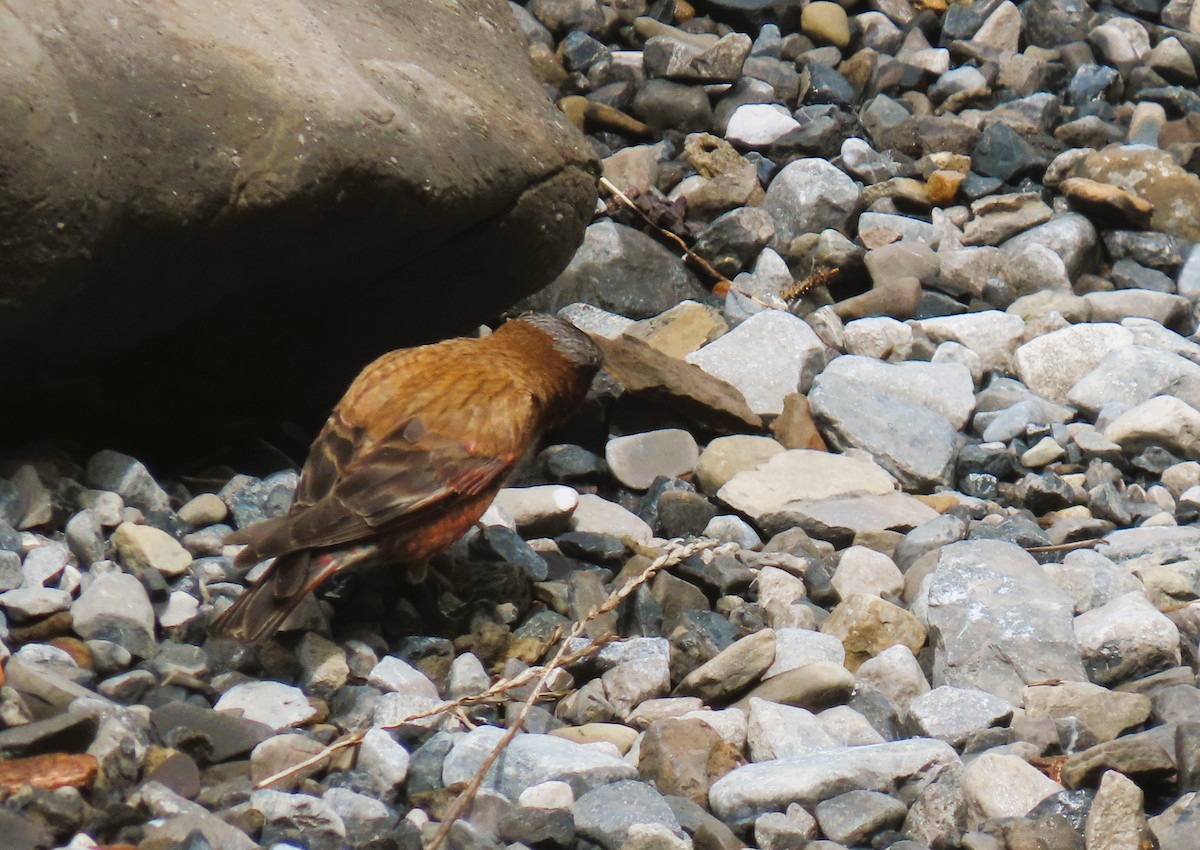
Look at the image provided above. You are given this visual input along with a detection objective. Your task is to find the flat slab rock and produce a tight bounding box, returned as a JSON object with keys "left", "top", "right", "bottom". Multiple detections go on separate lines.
{"left": 441, "top": 725, "right": 639, "bottom": 799}
{"left": 917, "top": 540, "right": 1088, "bottom": 705}
{"left": 708, "top": 738, "right": 961, "bottom": 822}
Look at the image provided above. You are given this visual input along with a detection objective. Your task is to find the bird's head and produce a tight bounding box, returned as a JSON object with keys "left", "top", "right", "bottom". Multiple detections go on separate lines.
{"left": 514, "top": 313, "right": 604, "bottom": 376}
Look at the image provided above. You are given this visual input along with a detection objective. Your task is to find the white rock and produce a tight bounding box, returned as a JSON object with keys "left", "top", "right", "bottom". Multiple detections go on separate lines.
{"left": 1104, "top": 395, "right": 1200, "bottom": 459}
{"left": 605, "top": 429, "right": 700, "bottom": 490}
{"left": 492, "top": 486, "right": 580, "bottom": 535}
{"left": 914, "top": 311, "right": 1025, "bottom": 374}
{"left": 1073, "top": 591, "right": 1181, "bottom": 686}
{"left": 1013, "top": 323, "right": 1134, "bottom": 404}
{"left": 569, "top": 494, "right": 654, "bottom": 544}
{"left": 832, "top": 546, "right": 904, "bottom": 599}
{"left": 725, "top": 103, "right": 801, "bottom": 148}
{"left": 215, "top": 681, "right": 318, "bottom": 731}
{"left": 747, "top": 698, "right": 839, "bottom": 761}
{"left": 844, "top": 317, "right": 913, "bottom": 362}
{"left": 962, "top": 752, "right": 1063, "bottom": 821}
{"left": 685, "top": 310, "right": 832, "bottom": 416}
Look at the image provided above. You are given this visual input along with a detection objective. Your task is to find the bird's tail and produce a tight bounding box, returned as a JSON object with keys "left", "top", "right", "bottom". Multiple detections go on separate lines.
{"left": 208, "top": 550, "right": 332, "bottom": 642}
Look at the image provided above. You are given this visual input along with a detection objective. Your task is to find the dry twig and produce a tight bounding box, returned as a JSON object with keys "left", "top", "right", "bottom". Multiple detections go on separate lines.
{"left": 253, "top": 537, "right": 716, "bottom": 802}
{"left": 598, "top": 177, "right": 732, "bottom": 290}
{"left": 425, "top": 537, "right": 716, "bottom": 850}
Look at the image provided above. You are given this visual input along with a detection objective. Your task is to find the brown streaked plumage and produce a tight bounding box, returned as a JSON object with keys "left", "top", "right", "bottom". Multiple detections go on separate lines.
{"left": 209, "top": 314, "right": 602, "bottom": 642}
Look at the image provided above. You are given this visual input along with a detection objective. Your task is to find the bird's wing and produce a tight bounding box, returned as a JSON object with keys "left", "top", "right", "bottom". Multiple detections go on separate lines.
{"left": 232, "top": 343, "right": 537, "bottom": 561}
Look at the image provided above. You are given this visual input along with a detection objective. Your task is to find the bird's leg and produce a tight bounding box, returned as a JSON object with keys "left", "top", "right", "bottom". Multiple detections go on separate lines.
{"left": 406, "top": 559, "right": 429, "bottom": 584}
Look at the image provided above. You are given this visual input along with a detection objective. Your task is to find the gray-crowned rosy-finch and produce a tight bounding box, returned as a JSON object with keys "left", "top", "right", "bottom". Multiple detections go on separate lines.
{"left": 209, "top": 313, "right": 602, "bottom": 641}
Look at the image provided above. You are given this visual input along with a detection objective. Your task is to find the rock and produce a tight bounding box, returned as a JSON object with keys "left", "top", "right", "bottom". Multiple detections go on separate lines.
{"left": 178, "top": 493, "right": 228, "bottom": 527}
{"left": 1060, "top": 177, "right": 1154, "bottom": 228}
{"left": 368, "top": 655, "right": 440, "bottom": 697}
{"left": 1085, "top": 769, "right": 1153, "bottom": 850}
{"left": 972, "top": 123, "right": 1046, "bottom": 183}
{"left": 685, "top": 310, "right": 831, "bottom": 417}
{"left": 726, "top": 104, "right": 801, "bottom": 149}
{"left": 1000, "top": 213, "right": 1100, "bottom": 280}
{"left": 814, "top": 789, "right": 907, "bottom": 847}
{"left": 606, "top": 430, "right": 699, "bottom": 490}
{"left": 747, "top": 698, "right": 839, "bottom": 761}
{"left": 1104, "top": 396, "right": 1200, "bottom": 459}
{"left": 801, "top": 2, "right": 850, "bottom": 48}
{"left": 575, "top": 780, "right": 684, "bottom": 850}
{"left": 918, "top": 540, "right": 1088, "bottom": 704}
{"left": 112, "top": 522, "right": 192, "bottom": 577}
{"left": 214, "top": 681, "right": 318, "bottom": 731}
{"left": 1022, "top": 681, "right": 1150, "bottom": 743}
{"left": 754, "top": 807, "right": 818, "bottom": 850}
{"left": 443, "top": 725, "right": 638, "bottom": 799}
{"left": 325, "top": 787, "right": 397, "bottom": 848}
{"left": 675, "top": 628, "right": 776, "bottom": 703}
{"left": 843, "top": 317, "right": 913, "bottom": 362}
{"left": 70, "top": 571, "right": 157, "bottom": 657}
{"left": 0, "top": 587, "right": 72, "bottom": 621}
{"left": 638, "top": 717, "right": 743, "bottom": 806}
{"left": 1073, "top": 591, "right": 1181, "bottom": 686}
{"left": 765, "top": 628, "right": 846, "bottom": 679}
{"left": 961, "top": 752, "right": 1064, "bottom": 820}
{"left": 816, "top": 356, "right": 975, "bottom": 430}
{"left": 708, "top": 739, "right": 960, "bottom": 822}
{"left": 253, "top": 789, "right": 346, "bottom": 850}
{"left": 821, "top": 594, "right": 927, "bottom": 670}
{"left": 528, "top": 221, "right": 708, "bottom": 319}
{"left": 4, "top": 0, "right": 596, "bottom": 454}
{"left": 644, "top": 32, "right": 751, "bottom": 83}
{"left": 963, "top": 193, "right": 1053, "bottom": 246}
{"left": 912, "top": 311, "right": 1025, "bottom": 374}
{"left": 717, "top": 450, "right": 895, "bottom": 523}
{"left": 137, "top": 782, "right": 258, "bottom": 850}
{"left": 1086, "top": 291, "right": 1189, "bottom": 326}
{"left": 85, "top": 450, "right": 171, "bottom": 514}
{"left": 570, "top": 494, "right": 654, "bottom": 544}
{"left": 150, "top": 701, "right": 274, "bottom": 763}
{"left": 832, "top": 546, "right": 903, "bottom": 600}
{"left": 1061, "top": 729, "right": 1177, "bottom": 788}
{"left": 296, "top": 632, "right": 350, "bottom": 698}
{"left": 1070, "top": 146, "right": 1200, "bottom": 242}
{"left": 493, "top": 485, "right": 580, "bottom": 537}
{"left": 694, "top": 435, "right": 785, "bottom": 495}
{"left": 251, "top": 734, "right": 329, "bottom": 790}
{"left": 906, "top": 686, "right": 1013, "bottom": 747}
{"left": 809, "top": 369, "right": 958, "bottom": 490}
{"left": 627, "top": 301, "right": 728, "bottom": 360}
{"left": 763, "top": 159, "right": 861, "bottom": 250}
{"left": 856, "top": 645, "right": 931, "bottom": 713}
{"left": 1068, "top": 345, "right": 1200, "bottom": 418}
{"left": 593, "top": 333, "right": 763, "bottom": 433}
{"left": 1013, "top": 323, "right": 1134, "bottom": 404}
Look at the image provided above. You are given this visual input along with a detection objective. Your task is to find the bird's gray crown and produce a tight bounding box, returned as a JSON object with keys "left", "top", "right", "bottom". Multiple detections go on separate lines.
{"left": 516, "top": 313, "right": 603, "bottom": 372}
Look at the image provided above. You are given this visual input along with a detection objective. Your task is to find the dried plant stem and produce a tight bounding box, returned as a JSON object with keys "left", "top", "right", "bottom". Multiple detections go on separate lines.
{"left": 1023, "top": 538, "right": 1102, "bottom": 554}
{"left": 425, "top": 537, "right": 715, "bottom": 850}
{"left": 253, "top": 538, "right": 715, "bottom": 795}
{"left": 598, "top": 177, "right": 732, "bottom": 289}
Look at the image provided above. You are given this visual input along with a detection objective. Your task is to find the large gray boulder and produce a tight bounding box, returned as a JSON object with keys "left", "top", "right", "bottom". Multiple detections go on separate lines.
{"left": 0, "top": 0, "right": 596, "bottom": 454}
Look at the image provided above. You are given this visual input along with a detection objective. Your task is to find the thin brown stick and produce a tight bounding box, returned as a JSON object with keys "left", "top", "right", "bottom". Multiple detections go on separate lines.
{"left": 253, "top": 633, "right": 613, "bottom": 790}
{"left": 1023, "top": 537, "right": 1103, "bottom": 554}
{"left": 425, "top": 537, "right": 716, "bottom": 850}
{"left": 253, "top": 538, "right": 715, "bottom": 792}
{"left": 598, "top": 177, "right": 733, "bottom": 290}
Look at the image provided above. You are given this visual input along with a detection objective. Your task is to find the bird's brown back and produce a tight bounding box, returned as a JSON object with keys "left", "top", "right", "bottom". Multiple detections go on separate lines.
{"left": 230, "top": 319, "right": 596, "bottom": 566}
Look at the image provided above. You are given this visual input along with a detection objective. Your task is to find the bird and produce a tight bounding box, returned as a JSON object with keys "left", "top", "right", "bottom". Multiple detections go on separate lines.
{"left": 208, "top": 313, "right": 603, "bottom": 642}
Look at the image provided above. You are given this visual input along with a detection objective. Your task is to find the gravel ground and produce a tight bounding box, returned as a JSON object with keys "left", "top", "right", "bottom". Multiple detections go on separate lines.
{"left": 4, "top": 0, "right": 1200, "bottom": 848}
